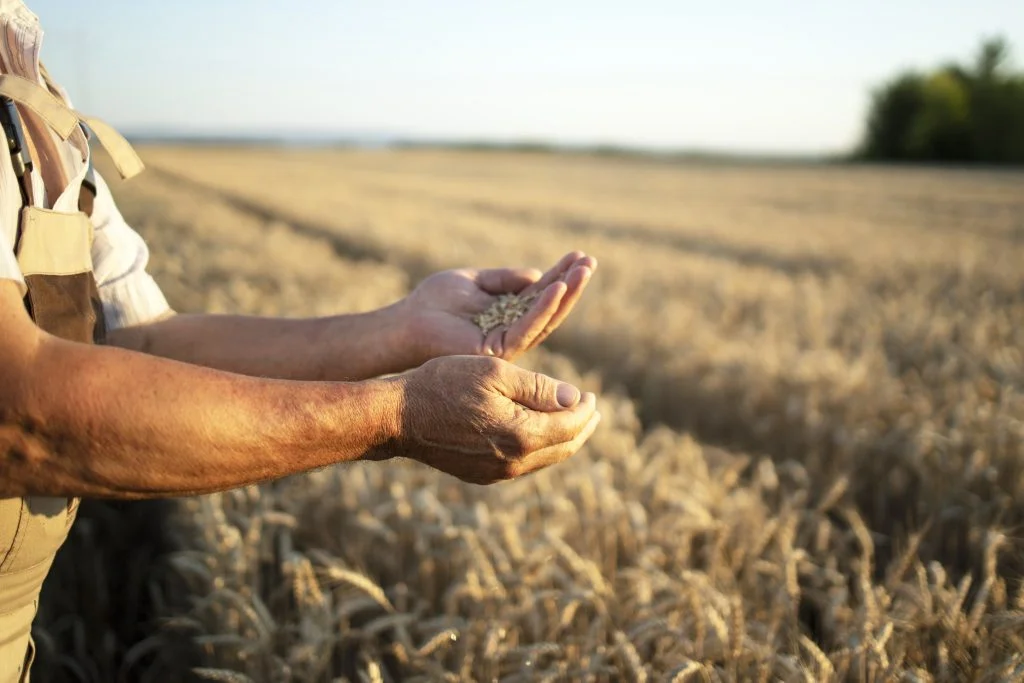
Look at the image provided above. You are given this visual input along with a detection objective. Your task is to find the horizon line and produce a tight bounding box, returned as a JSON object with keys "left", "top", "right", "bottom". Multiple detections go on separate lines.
{"left": 120, "top": 128, "right": 847, "bottom": 162}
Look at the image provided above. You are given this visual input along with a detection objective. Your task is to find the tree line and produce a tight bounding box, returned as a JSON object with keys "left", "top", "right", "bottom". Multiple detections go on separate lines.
{"left": 858, "top": 36, "right": 1024, "bottom": 164}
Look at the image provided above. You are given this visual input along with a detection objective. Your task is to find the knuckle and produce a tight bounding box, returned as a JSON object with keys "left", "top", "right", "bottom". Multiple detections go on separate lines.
{"left": 508, "top": 404, "right": 531, "bottom": 428}
{"left": 531, "top": 373, "right": 547, "bottom": 405}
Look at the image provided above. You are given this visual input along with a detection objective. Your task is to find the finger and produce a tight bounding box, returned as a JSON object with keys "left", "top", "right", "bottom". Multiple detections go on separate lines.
{"left": 484, "top": 281, "right": 566, "bottom": 357}
{"left": 527, "top": 263, "right": 593, "bottom": 349}
{"left": 475, "top": 267, "right": 543, "bottom": 295}
{"left": 493, "top": 282, "right": 565, "bottom": 358}
{"left": 515, "top": 391, "right": 597, "bottom": 451}
{"left": 520, "top": 251, "right": 587, "bottom": 296}
{"left": 497, "top": 362, "right": 585, "bottom": 412}
{"left": 571, "top": 255, "right": 598, "bottom": 273}
{"left": 511, "top": 409, "right": 602, "bottom": 479}
{"left": 500, "top": 281, "right": 566, "bottom": 358}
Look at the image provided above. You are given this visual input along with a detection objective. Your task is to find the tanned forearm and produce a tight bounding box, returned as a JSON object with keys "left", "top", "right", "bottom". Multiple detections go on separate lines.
{"left": 0, "top": 294, "right": 403, "bottom": 500}
{"left": 105, "top": 301, "right": 419, "bottom": 382}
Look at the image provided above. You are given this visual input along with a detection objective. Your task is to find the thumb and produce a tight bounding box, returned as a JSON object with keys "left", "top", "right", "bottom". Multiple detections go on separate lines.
{"left": 501, "top": 365, "right": 581, "bottom": 412}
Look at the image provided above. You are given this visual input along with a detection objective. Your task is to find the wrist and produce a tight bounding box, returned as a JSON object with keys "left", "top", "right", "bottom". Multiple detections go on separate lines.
{"left": 388, "top": 296, "right": 432, "bottom": 368}
{"left": 316, "top": 300, "right": 422, "bottom": 380}
{"left": 355, "top": 374, "right": 407, "bottom": 461}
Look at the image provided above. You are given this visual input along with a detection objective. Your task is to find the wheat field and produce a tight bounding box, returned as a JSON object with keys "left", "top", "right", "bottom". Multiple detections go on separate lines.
{"left": 30, "top": 148, "right": 1024, "bottom": 682}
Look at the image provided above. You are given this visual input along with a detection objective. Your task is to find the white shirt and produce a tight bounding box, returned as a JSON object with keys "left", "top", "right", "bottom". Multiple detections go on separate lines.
{"left": 0, "top": 0, "right": 171, "bottom": 330}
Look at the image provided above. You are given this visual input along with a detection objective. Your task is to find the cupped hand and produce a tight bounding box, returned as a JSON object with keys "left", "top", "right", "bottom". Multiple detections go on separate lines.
{"left": 404, "top": 251, "right": 596, "bottom": 362}
{"left": 391, "top": 355, "right": 600, "bottom": 484}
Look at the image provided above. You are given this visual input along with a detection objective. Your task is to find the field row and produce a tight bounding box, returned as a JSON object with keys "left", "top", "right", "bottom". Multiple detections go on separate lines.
{"left": 133, "top": 149, "right": 1024, "bottom": 571}
{"left": 31, "top": 151, "right": 1023, "bottom": 682}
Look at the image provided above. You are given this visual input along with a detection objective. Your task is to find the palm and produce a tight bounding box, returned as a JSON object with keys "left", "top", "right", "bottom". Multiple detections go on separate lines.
{"left": 411, "top": 271, "right": 496, "bottom": 355}
{"left": 405, "top": 251, "right": 596, "bottom": 362}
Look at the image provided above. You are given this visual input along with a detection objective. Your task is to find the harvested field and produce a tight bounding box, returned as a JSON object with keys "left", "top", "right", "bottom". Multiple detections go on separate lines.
{"left": 33, "top": 148, "right": 1024, "bottom": 682}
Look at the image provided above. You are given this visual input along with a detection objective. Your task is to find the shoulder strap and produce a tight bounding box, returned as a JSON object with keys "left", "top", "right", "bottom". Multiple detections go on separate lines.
{"left": 0, "top": 96, "right": 34, "bottom": 206}
{"left": 0, "top": 95, "right": 35, "bottom": 248}
{"left": 0, "top": 74, "right": 78, "bottom": 140}
{"left": 0, "top": 65, "right": 145, "bottom": 229}
{"left": 76, "top": 115, "right": 145, "bottom": 181}
{"left": 39, "top": 63, "right": 146, "bottom": 181}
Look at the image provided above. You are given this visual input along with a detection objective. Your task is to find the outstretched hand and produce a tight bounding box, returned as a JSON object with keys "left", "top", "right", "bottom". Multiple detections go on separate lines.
{"left": 389, "top": 355, "right": 600, "bottom": 484}
{"left": 404, "top": 251, "right": 596, "bottom": 362}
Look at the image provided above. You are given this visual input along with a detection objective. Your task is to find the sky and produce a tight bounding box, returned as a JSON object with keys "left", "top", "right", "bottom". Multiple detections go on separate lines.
{"left": 25, "top": 0, "right": 1024, "bottom": 155}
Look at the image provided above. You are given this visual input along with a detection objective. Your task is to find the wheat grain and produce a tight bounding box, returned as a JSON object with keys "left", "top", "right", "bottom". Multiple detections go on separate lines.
{"left": 313, "top": 560, "right": 395, "bottom": 613}
{"left": 667, "top": 660, "right": 705, "bottom": 682}
{"left": 472, "top": 292, "right": 540, "bottom": 335}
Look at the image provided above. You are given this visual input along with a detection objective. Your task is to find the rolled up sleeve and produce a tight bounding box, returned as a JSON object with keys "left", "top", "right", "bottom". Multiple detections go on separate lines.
{"left": 89, "top": 171, "right": 172, "bottom": 330}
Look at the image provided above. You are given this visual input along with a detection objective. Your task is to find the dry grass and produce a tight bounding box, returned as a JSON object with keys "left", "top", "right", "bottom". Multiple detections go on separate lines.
{"left": 30, "top": 148, "right": 1024, "bottom": 682}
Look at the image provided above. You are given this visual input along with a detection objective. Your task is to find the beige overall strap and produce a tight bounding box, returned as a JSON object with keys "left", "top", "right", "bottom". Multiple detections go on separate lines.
{"left": 77, "top": 115, "right": 145, "bottom": 180}
{"left": 38, "top": 62, "right": 146, "bottom": 181}
{"left": 0, "top": 74, "right": 78, "bottom": 140}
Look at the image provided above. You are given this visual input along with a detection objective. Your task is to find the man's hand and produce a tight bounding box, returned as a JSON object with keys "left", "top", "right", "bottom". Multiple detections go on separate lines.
{"left": 107, "top": 252, "right": 595, "bottom": 383}
{"left": 403, "top": 251, "right": 596, "bottom": 363}
{"left": 383, "top": 355, "right": 600, "bottom": 484}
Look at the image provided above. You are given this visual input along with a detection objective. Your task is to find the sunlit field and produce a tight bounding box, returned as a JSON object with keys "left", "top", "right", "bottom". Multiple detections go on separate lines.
{"left": 34, "top": 148, "right": 1024, "bottom": 682}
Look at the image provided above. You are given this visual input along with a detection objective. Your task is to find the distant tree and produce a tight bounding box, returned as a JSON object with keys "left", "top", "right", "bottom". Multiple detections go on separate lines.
{"left": 861, "top": 72, "right": 928, "bottom": 161}
{"left": 857, "top": 36, "right": 1024, "bottom": 165}
{"left": 975, "top": 36, "right": 1011, "bottom": 81}
{"left": 968, "top": 38, "right": 1024, "bottom": 163}
{"left": 912, "top": 69, "right": 972, "bottom": 161}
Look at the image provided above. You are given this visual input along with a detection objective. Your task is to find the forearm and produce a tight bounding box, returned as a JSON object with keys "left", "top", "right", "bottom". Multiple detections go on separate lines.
{"left": 106, "top": 301, "right": 422, "bottom": 381}
{"left": 1, "top": 333, "right": 402, "bottom": 499}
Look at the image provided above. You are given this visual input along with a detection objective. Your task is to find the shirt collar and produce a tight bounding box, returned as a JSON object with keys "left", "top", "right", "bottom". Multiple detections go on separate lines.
{"left": 0, "top": 0, "right": 38, "bottom": 26}
{"left": 0, "top": 0, "right": 42, "bottom": 83}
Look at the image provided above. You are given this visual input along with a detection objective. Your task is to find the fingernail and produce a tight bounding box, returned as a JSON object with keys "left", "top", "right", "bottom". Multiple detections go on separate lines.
{"left": 556, "top": 384, "right": 579, "bottom": 408}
